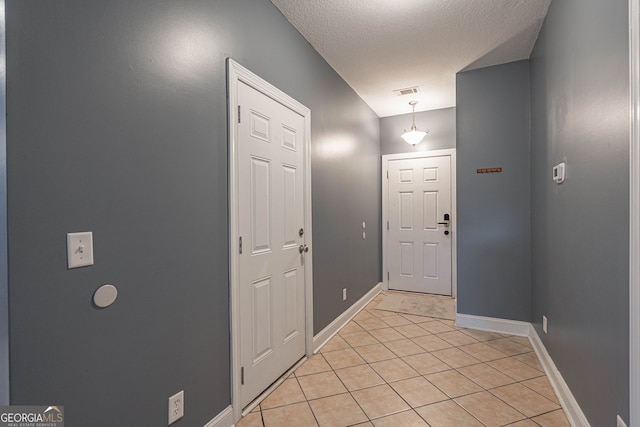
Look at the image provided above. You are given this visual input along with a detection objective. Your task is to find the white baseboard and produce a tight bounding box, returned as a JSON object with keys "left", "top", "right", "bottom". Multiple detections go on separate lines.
{"left": 455, "top": 313, "right": 530, "bottom": 336}
{"left": 455, "top": 313, "right": 589, "bottom": 426}
{"left": 313, "top": 283, "right": 382, "bottom": 353}
{"left": 204, "top": 405, "right": 233, "bottom": 427}
{"left": 529, "top": 325, "right": 590, "bottom": 427}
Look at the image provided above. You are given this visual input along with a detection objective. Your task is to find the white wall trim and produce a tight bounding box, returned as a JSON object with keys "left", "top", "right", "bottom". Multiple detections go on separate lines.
{"left": 629, "top": 1, "right": 640, "bottom": 425}
{"left": 203, "top": 405, "right": 234, "bottom": 427}
{"left": 455, "top": 314, "right": 589, "bottom": 426}
{"left": 313, "top": 283, "right": 382, "bottom": 353}
{"left": 381, "top": 149, "right": 457, "bottom": 297}
{"left": 227, "top": 58, "right": 313, "bottom": 423}
{"left": 455, "top": 313, "right": 530, "bottom": 336}
{"left": 0, "top": 0, "right": 8, "bottom": 406}
{"left": 529, "top": 325, "right": 590, "bottom": 427}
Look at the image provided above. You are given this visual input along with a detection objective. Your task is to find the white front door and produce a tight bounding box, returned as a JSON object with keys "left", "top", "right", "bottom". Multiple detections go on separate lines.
{"left": 387, "top": 155, "right": 452, "bottom": 295}
{"left": 237, "top": 80, "right": 307, "bottom": 408}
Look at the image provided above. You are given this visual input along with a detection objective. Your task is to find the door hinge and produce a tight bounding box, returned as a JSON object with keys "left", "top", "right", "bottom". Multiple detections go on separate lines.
{"left": 238, "top": 105, "right": 241, "bottom": 123}
{"left": 241, "top": 367, "right": 245, "bottom": 385}
{"left": 387, "top": 271, "right": 390, "bottom": 281}
{"left": 387, "top": 171, "right": 389, "bottom": 179}
{"left": 239, "top": 236, "right": 243, "bottom": 254}
{"left": 387, "top": 221, "right": 389, "bottom": 230}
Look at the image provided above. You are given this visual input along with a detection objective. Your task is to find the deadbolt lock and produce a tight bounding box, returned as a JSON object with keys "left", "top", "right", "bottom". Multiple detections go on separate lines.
{"left": 299, "top": 228, "right": 304, "bottom": 237}
{"left": 437, "top": 213, "right": 451, "bottom": 227}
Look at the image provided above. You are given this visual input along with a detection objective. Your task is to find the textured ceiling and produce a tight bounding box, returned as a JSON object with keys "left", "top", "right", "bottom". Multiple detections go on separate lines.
{"left": 271, "top": 0, "right": 551, "bottom": 117}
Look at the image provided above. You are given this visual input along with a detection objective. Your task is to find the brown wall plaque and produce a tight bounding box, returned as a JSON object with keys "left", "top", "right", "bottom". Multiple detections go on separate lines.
{"left": 477, "top": 167, "right": 503, "bottom": 174}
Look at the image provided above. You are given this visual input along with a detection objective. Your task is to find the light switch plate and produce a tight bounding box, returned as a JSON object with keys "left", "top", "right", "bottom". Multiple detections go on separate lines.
{"left": 67, "top": 232, "right": 94, "bottom": 269}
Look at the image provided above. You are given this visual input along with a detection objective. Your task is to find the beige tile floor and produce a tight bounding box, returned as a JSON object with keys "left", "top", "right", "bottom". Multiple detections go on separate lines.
{"left": 237, "top": 295, "right": 570, "bottom": 427}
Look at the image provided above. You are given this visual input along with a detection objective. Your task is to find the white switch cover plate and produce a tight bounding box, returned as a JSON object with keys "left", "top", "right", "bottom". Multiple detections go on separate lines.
{"left": 617, "top": 415, "right": 628, "bottom": 427}
{"left": 168, "top": 390, "right": 184, "bottom": 425}
{"left": 67, "top": 232, "right": 94, "bottom": 269}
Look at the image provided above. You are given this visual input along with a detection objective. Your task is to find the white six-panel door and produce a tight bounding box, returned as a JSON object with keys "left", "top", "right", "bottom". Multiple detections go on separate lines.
{"left": 387, "top": 155, "right": 452, "bottom": 295}
{"left": 237, "top": 80, "right": 307, "bottom": 408}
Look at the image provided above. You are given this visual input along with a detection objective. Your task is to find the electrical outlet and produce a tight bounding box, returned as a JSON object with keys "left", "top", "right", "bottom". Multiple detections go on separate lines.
{"left": 168, "top": 390, "right": 184, "bottom": 425}
{"left": 342, "top": 288, "right": 347, "bottom": 301}
{"left": 543, "top": 315, "right": 548, "bottom": 334}
{"left": 617, "top": 415, "right": 628, "bottom": 427}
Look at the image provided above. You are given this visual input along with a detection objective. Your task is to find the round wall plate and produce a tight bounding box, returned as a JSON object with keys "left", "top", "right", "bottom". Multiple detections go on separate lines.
{"left": 93, "top": 284, "right": 118, "bottom": 308}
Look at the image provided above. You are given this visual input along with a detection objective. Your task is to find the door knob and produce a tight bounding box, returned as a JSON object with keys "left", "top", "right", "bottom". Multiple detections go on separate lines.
{"left": 299, "top": 245, "right": 309, "bottom": 254}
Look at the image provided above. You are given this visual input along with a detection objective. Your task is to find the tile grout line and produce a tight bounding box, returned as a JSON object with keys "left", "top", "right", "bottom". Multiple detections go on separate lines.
{"left": 337, "top": 310, "right": 493, "bottom": 425}
{"left": 300, "top": 339, "right": 377, "bottom": 425}
{"left": 247, "top": 296, "right": 570, "bottom": 427}
{"left": 327, "top": 313, "right": 447, "bottom": 424}
{"left": 347, "top": 310, "right": 482, "bottom": 425}
{"left": 364, "top": 305, "right": 558, "bottom": 425}
{"left": 369, "top": 309, "right": 488, "bottom": 425}
{"left": 292, "top": 375, "right": 322, "bottom": 427}
{"left": 329, "top": 353, "right": 373, "bottom": 425}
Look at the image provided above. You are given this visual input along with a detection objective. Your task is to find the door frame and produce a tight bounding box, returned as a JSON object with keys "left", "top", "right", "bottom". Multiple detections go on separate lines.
{"left": 629, "top": 0, "right": 639, "bottom": 423}
{"left": 381, "top": 149, "right": 457, "bottom": 297}
{"left": 227, "top": 59, "right": 314, "bottom": 421}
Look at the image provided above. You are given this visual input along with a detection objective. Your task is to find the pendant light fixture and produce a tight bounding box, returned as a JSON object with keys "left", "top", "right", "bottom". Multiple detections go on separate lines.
{"left": 401, "top": 101, "right": 428, "bottom": 146}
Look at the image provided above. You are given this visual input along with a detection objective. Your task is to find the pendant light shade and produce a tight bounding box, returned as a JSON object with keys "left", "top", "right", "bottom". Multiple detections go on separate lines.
{"left": 401, "top": 101, "right": 428, "bottom": 146}
{"left": 401, "top": 128, "right": 427, "bottom": 145}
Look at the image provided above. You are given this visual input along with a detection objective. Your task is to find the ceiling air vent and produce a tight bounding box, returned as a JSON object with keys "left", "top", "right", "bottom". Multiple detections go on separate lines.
{"left": 393, "top": 86, "right": 419, "bottom": 96}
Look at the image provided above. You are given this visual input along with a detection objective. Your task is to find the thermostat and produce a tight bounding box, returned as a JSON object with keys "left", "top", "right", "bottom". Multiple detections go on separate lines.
{"left": 553, "top": 162, "right": 565, "bottom": 184}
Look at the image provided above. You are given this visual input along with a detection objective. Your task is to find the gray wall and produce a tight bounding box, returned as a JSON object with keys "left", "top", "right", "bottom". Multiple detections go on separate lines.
{"left": 530, "top": 0, "right": 630, "bottom": 425}
{"left": 380, "top": 107, "right": 456, "bottom": 155}
{"left": 312, "top": 104, "right": 381, "bottom": 331}
{"left": 6, "top": 1, "right": 380, "bottom": 426}
{"left": 456, "top": 60, "right": 531, "bottom": 321}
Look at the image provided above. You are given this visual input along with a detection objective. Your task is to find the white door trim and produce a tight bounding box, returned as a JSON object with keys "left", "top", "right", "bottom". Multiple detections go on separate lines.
{"left": 227, "top": 59, "right": 313, "bottom": 423}
{"left": 381, "top": 149, "right": 457, "bottom": 298}
{"left": 629, "top": 0, "right": 640, "bottom": 424}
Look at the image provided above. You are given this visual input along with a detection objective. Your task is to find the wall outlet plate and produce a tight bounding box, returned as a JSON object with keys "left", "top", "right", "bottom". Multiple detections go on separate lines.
{"left": 543, "top": 315, "right": 548, "bottom": 334}
{"left": 342, "top": 288, "right": 347, "bottom": 301}
{"left": 553, "top": 162, "right": 566, "bottom": 184}
{"left": 168, "top": 390, "right": 184, "bottom": 425}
